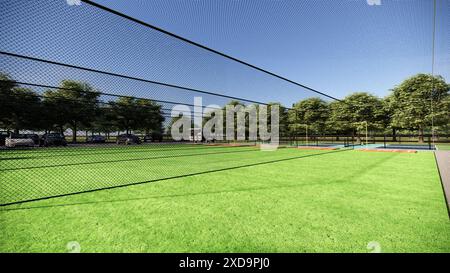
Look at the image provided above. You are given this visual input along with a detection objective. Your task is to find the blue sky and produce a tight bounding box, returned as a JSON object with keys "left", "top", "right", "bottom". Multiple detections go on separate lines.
{"left": 93, "top": 0, "right": 450, "bottom": 98}
{"left": 1, "top": 0, "right": 449, "bottom": 107}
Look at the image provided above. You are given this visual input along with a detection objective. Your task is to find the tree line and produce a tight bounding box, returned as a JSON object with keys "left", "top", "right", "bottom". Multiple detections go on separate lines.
{"left": 172, "top": 73, "right": 449, "bottom": 143}
{"left": 0, "top": 74, "right": 165, "bottom": 142}
{"left": 1, "top": 73, "right": 449, "bottom": 143}
{"left": 287, "top": 74, "right": 449, "bottom": 142}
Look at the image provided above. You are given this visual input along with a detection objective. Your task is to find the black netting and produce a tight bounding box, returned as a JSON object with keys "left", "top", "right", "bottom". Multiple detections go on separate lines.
{"left": 0, "top": 0, "right": 389, "bottom": 206}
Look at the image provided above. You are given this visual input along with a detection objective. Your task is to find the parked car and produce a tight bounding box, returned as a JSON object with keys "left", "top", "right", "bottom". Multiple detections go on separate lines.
{"left": 86, "top": 135, "right": 106, "bottom": 143}
{"left": 39, "top": 133, "right": 67, "bottom": 147}
{"left": 24, "top": 134, "right": 40, "bottom": 145}
{"left": 5, "top": 133, "right": 35, "bottom": 148}
{"left": 143, "top": 132, "right": 163, "bottom": 142}
{"left": 0, "top": 131, "right": 10, "bottom": 146}
{"left": 116, "top": 134, "right": 141, "bottom": 145}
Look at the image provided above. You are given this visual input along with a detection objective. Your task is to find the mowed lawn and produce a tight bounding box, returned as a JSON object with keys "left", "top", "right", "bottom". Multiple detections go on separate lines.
{"left": 0, "top": 145, "right": 449, "bottom": 252}
{"left": 437, "top": 144, "right": 450, "bottom": 151}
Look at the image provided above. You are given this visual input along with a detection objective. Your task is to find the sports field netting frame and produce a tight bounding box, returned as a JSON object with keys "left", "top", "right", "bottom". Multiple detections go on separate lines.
{"left": 0, "top": 0, "right": 351, "bottom": 206}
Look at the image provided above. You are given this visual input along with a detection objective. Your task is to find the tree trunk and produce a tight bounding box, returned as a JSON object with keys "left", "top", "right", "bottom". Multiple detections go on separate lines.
{"left": 392, "top": 128, "right": 397, "bottom": 142}
{"left": 418, "top": 128, "right": 424, "bottom": 143}
{"left": 355, "top": 129, "right": 361, "bottom": 144}
{"left": 72, "top": 122, "right": 77, "bottom": 143}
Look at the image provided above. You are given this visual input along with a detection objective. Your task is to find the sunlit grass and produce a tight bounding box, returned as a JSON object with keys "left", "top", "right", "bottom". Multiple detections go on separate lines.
{"left": 0, "top": 146, "right": 449, "bottom": 252}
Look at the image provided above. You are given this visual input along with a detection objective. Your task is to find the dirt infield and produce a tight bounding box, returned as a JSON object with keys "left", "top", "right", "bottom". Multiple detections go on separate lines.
{"left": 435, "top": 151, "right": 450, "bottom": 216}
{"left": 359, "top": 149, "right": 417, "bottom": 153}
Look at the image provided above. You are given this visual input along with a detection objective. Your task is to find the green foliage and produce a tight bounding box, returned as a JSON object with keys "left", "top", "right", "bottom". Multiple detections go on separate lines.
{"left": 43, "top": 80, "right": 100, "bottom": 141}
{"left": 0, "top": 73, "right": 16, "bottom": 128}
{"left": 136, "top": 99, "right": 165, "bottom": 134}
{"left": 110, "top": 97, "right": 164, "bottom": 134}
{"left": 288, "top": 98, "right": 329, "bottom": 134}
{"left": 1, "top": 73, "right": 449, "bottom": 141}
{"left": 0, "top": 73, "right": 42, "bottom": 132}
{"left": 329, "top": 92, "right": 385, "bottom": 135}
{"left": 389, "top": 74, "right": 449, "bottom": 136}
{"left": 7, "top": 87, "right": 42, "bottom": 132}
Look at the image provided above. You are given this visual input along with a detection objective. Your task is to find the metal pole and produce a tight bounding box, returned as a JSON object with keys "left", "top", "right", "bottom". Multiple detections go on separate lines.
{"left": 365, "top": 121, "right": 368, "bottom": 146}
{"left": 305, "top": 124, "right": 308, "bottom": 146}
{"left": 295, "top": 110, "right": 299, "bottom": 146}
{"left": 431, "top": 0, "right": 437, "bottom": 148}
{"left": 429, "top": 135, "right": 432, "bottom": 150}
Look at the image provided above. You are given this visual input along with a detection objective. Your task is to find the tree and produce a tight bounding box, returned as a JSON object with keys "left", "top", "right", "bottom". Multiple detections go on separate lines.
{"left": 0, "top": 73, "right": 18, "bottom": 129}
{"left": 389, "top": 74, "right": 449, "bottom": 142}
{"left": 329, "top": 92, "right": 385, "bottom": 143}
{"left": 110, "top": 97, "right": 140, "bottom": 134}
{"left": 8, "top": 87, "right": 42, "bottom": 133}
{"left": 0, "top": 73, "right": 42, "bottom": 132}
{"left": 382, "top": 95, "right": 398, "bottom": 140}
{"left": 289, "top": 98, "right": 330, "bottom": 137}
{"left": 88, "top": 106, "right": 118, "bottom": 139}
{"left": 110, "top": 97, "right": 164, "bottom": 135}
{"left": 135, "top": 99, "right": 165, "bottom": 134}
{"left": 433, "top": 95, "right": 450, "bottom": 136}
{"left": 43, "top": 80, "right": 100, "bottom": 142}
{"left": 327, "top": 101, "right": 352, "bottom": 136}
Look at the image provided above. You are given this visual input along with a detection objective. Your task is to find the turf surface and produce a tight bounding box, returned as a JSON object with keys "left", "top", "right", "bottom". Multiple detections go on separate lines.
{"left": 0, "top": 145, "right": 449, "bottom": 252}
{"left": 437, "top": 144, "right": 450, "bottom": 151}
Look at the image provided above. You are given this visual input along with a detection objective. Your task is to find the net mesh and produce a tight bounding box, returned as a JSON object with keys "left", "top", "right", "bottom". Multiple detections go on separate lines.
{"left": 0, "top": 0, "right": 345, "bottom": 206}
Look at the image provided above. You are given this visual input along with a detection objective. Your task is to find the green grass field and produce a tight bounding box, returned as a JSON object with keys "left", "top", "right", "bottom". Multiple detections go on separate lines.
{"left": 437, "top": 144, "right": 450, "bottom": 150}
{"left": 0, "top": 144, "right": 449, "bottom": 252}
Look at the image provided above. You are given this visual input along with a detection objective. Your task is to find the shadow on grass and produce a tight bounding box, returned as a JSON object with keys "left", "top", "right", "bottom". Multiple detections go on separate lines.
{"left": 0, "top": 143, "right": 251, "bottom": 161}
{"left": 0, "top": 148, "right": 354, "bottom": 210}
{"left": 0, "top": 180, "right": 352, "bottom": 212}
{"left": 0, "top": 147, "right": 261, "bottom": 171}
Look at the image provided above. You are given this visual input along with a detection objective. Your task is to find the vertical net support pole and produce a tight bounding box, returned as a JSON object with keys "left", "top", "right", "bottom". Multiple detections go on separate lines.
{"left": 295, "top": 110, "right": 299, "bottom": 147}
{"left": 365, "top": 121, "right": 368, "bottom": 146}
{"left": 428, "top": 135, "right": 432, "bottom": 150}
{"left": 305, "top": 124, "right": 308, "bottom": 147}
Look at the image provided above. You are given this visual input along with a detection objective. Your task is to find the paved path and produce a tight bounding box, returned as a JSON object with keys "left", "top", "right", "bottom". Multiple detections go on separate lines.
{"left": 435, "top": 151, "right": 450, "bottom": 216}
